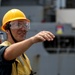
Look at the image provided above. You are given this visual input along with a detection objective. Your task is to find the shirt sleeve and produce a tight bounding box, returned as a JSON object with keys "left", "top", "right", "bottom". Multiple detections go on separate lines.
{"left": 0, "top": 46, "right": 15, "bottom": 64}
{"left": 0, "top": 46, "right": 14, "bottom": 75}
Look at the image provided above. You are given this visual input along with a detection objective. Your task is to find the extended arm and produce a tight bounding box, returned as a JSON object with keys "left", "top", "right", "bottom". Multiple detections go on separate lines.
{"left": 4, "top": 31, "right": 55, "bottom": 60}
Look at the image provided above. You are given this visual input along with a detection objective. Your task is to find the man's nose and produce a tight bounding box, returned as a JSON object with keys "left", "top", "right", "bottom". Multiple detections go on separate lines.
{"left": 21, "top": 26, "right": 27, "bottom": 31}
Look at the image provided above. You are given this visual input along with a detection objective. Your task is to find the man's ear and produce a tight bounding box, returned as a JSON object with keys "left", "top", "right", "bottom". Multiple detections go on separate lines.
{"left": 5, "top": 30, "right": 10, "bottom": 34}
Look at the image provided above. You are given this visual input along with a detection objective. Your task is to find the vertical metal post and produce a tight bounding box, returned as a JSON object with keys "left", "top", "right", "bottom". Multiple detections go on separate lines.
{"left": 0, "top": 0, "right": 1, "bottom": 6}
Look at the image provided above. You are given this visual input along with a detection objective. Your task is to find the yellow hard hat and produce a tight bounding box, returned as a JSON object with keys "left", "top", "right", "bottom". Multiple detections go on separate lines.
{"left": 1, "top": 9, "right": 30, "bottom": 32}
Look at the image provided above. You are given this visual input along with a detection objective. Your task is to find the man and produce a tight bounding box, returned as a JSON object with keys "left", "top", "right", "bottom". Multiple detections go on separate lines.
{"left": 0, "top": 9, "right": 55, "bottom": 75}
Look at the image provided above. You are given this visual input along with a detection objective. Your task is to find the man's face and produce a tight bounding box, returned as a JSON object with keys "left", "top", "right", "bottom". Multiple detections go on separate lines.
{"left": 9, "top": 20, "right": 30, "bottom": 42}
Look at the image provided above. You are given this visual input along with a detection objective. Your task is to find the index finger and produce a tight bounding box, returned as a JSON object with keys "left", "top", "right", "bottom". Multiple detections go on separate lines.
{"left": 46, "top": 31, "right": 55, "bottom": 38}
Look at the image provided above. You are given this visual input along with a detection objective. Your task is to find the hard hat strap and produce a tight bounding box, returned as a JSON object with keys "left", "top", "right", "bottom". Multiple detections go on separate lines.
{"left": 7, "top": 23, "right": 18, "bottom": 43}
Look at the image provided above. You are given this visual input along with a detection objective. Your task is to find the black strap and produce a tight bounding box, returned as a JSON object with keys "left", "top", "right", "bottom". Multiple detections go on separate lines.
{"left": 6, "top": 23, "right": 18, "bottom": 43}
{"left": 9, "top": 27, "right": 18, "bottom": 43}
